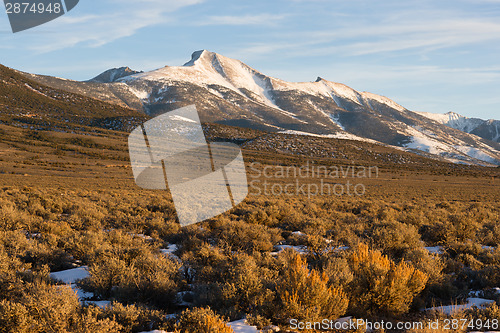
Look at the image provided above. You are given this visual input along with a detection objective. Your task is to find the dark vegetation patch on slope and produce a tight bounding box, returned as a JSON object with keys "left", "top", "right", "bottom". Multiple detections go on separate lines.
{"left": 0, "top": 65, "right": 148, "bottom": 133}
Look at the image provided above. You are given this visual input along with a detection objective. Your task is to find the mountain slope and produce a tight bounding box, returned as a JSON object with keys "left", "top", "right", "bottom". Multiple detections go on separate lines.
{"left": 17, "top": 50, "right": 500, "bottom": 166}
{"left": 417, "top": 111, "right": 500, "bottom": 143}
{"left": 0, "top": 64, "right": 147, "bottom": 133}
{"left": 21, "top": 71, "right": 144, "bottom": 111}
{"left": 88, "top": 67, "right": 143, "bottom": 83}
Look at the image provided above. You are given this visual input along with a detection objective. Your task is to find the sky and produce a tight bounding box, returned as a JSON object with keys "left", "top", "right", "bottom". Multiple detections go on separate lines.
{"left": 0, "top": 0, "right": 499, "bottom": 120}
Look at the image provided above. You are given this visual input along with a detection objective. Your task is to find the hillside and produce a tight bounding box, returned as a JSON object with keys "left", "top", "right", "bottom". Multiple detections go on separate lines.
{"left": 0, "top": 65, "right": 148, "bottom": 134}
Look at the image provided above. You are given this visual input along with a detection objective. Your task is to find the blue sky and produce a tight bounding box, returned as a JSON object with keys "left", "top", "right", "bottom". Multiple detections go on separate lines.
{"left": 1, "top": 0, "right": 499, "bottom": 120}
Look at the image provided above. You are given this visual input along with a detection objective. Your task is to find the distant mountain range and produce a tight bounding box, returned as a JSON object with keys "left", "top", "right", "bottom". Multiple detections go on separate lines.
{"left": 416, "top": 111, "right": 500, "bottom": 143}
{"left": 13, "top": 50, "right": 500, "bottom": 166}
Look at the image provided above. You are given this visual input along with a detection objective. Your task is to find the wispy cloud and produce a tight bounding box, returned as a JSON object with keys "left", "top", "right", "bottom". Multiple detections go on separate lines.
{"left": 13, "top": 0, "right": 204, "bottom": 53}
{"left": 224, "top": 14, "right": 500, "bottom": 60}
{"left": 334, "top": 19, "right": 500, "bottom": 56}
{"left": 198, "top": 14, "right": 287, "bottom": 26}
{"left": 228, "top": 42, "right": 300, "bottom": 60}
{"left": 462, "top": 0, "right": 500, "bottom": 3}
{"left": 331, "top": 64, "right": 500, "bottom": 86}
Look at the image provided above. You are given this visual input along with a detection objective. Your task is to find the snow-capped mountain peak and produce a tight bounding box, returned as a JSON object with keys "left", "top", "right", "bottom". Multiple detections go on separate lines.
{"left": 416, "top": 111, "right": 499, "bottom": 142}
{"left": 183, "top": 49, "right": 208, "bottom": 67}
{"left": 121, "top": 50, "right": 283, "bottom": 111}
{"left": 183, "top": 50, "right": 228, "bottom": 69}
{"left": 417, "top": 111, "right": 470, "bottom": 126}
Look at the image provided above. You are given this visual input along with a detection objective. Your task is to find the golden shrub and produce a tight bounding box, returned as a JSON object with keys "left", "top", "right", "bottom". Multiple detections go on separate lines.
{"left": 176, "top": 307, "right": 234, "bottom": 333}
{"left": 0, "top": 282, "right": 120, "bottom": 333}
{"left": 348, "top": 243, "right": 428, "bottom": 316}
{"left": 276, "top": 251, "right": 348, "bottom": 322}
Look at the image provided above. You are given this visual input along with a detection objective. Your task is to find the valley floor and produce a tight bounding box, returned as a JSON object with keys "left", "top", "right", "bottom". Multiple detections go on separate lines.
{"left": 0, "top": 122, "right": 499, "bottom": 332}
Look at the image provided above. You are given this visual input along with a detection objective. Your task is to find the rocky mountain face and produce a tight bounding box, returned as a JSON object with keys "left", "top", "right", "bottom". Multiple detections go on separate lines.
{"left": 88, "top": 67, "right": 143, "bottom": 83}
{"left": 15, "top": 50, "right": 500, "bottom": 166}
{"left": 417, "top": 111, "right": 500, "bottom": 143}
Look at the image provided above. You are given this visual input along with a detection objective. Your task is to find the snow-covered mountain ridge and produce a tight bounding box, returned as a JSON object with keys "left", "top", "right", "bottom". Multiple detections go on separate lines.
{"left": 417, "top": 111, "right": 500, "bottom": 143}
{"left": 113, "top": 50, "right": 407, "bottom": 116}
{"left": 18, "top": 50, "right": 500, "bottom": 166}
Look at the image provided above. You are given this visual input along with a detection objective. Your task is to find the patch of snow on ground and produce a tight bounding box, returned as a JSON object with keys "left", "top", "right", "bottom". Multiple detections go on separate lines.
{"left": 87, "top": 300, "right": 111, "bottom": 308}
{"left": 130, "top": 233, "right": 154, "bottom": 241}
{"left": 160, "top": 244, "right": 179, "bottom": 258}
{"left": 50, "top": 267, "right": 110, "bottom": 308}
{"left": 453, "top": 145, "right": 498, "bottom": 164}
{"left": 279, "top": 130, "right": 323, "bottom": 137}
{"left": 228, "top": 319, "right": 259, "bottom": 333}
{"left": 158, "top": 85, "right": 169, "bottom": 94}
{"left": 425, "top": 298, "right": 495, "bottom": 315}
{"left": 425, "top": 246, "right": 444, "bottom": 254}
{"left": 324, "top": 132, "right": 379, "bottom": 143}
{"left": 278, "top": 130, "right": 378, "bottom": 144}
{"left": 468, "top": 289, "right": 500, "bottom": 297}
{"left": 73, "top": 287, "right": 93, "bottom": 300}
{"left": 271, "top": 245, "right": 308, "bottom": 256}
{"left": 50, "top": 266, "right": 89, "bottom": 284}
{"left": 275, "top": 109, "right": 309, "bottom": 123}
